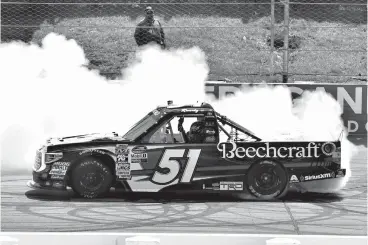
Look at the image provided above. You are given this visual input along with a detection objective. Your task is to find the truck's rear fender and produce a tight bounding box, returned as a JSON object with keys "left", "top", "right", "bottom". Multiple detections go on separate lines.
{"left": 285, "top": 141, "right": 344, "bottom": 183}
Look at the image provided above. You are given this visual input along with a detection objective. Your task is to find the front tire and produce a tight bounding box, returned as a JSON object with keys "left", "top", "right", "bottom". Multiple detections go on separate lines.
{"left": 245, "top": 160, "right": 288, "bottom": 200}
{"left": 71, "top": 157, "right": 113, "bottom": 198}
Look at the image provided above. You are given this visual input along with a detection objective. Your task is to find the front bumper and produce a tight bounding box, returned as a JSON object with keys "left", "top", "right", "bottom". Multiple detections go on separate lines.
{"left": 27, "top": 170, "right": 67, "bottom": 191}
{"left": 27, "top": 180, "right": 66, "bottom": 191}
{"left": 27, "top": 180, "right": 67, "bottom": 191}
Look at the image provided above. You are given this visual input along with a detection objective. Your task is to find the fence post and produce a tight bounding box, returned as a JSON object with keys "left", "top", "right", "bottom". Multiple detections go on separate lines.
{"left": 282, "top": 0, "right": 290, "bottom": 83}
{"left": 270, "top": 0, "right": 275, "bottom": 77}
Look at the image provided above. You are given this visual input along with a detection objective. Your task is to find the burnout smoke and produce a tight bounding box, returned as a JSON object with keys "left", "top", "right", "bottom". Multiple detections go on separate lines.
{"left": 208, "top": 84, "right": 356, "bottom": 192}
{"left": 0, "top": 33, "right": 356, "bottom": 193}
{"left": 0, "top": 33, "right": 208, "bottom": 173}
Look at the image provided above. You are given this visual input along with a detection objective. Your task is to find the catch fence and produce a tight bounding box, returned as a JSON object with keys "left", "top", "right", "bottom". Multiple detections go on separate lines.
{"left": 1, "top": 0, "right": 367, "bottom": 83}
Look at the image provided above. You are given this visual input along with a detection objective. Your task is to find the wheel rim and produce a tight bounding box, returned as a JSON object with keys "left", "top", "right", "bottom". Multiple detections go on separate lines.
{"left": 247, "top": 162, "right": 287, "bottom": 197}
{"left": 254, "top": 166, "right": 279, "bottom": 190}
{"left": 80, "top": 171, "right": 104, "bottom": 191}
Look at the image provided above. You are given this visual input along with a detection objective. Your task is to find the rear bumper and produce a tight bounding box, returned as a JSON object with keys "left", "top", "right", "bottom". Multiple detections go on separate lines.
{"left": 288, "top": 168, "right": 348, "bottom": 193}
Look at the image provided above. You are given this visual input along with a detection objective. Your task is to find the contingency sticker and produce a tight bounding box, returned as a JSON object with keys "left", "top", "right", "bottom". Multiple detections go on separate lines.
{"left": 49, "top": 162, "right": 70, "bottom": 179}
{"left": 115, "top": 144, "right": 131, "bottom": 180}
{"left": 131, "top": 146, "right": 148, "bottom": 164}
{"left": 219, "top": 181, "right": 243, "bottom": 191}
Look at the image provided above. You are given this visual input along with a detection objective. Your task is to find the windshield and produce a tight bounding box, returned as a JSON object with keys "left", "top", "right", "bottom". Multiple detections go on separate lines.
{"left": 123, "top": 109, "right": 162, "bottom": 140}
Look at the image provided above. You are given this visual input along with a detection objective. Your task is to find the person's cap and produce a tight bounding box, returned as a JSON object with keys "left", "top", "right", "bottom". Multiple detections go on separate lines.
{"left": 145, "top": 6, "right": 154, "bottom": 14}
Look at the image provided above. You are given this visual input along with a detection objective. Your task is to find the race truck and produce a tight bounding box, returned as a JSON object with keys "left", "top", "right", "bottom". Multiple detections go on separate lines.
{"left": 27, "top": 101, "right": 345, "bottom": 200}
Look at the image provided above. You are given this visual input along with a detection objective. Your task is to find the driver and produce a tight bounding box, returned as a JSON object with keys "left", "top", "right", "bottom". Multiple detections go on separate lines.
{"left": 178, "top": 117, "right": 206, "bottom": 143}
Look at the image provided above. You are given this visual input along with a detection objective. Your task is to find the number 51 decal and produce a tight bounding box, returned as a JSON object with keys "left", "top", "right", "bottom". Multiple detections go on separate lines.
{"left": 151, "top": 149, "right": 201, "bottom": 185}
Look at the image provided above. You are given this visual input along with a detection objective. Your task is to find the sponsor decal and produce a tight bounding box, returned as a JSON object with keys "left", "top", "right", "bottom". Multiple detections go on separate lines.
{"left": 116, "top": 163, "right": 132, "bottom": 180}
{"left": 302, "top": 173, "right": 333, "bottom": 181}
{"left": 49, "top": 162, "right": 70, "bottom": 176}
{"left": 116, "top": 144, "right": 129, "bottom": 155}
{"left": 132, "top": 146, "right": 147, "bottom": 154}
{"left": 220, "top": 181, "right": 243, "bottom": 191}
{"left": 203, "top": 182, "right": 220, "bottom": 191}
{"left": 290, "top": 175, "right": 299, "bottom": 183}
{"left": 336, "top": 169, "right": 345, "bottom": 177}
{"left": 131, "top": 153, "right": 148, "bottom": 163}
{"left": 181, "top": 109, "right": 199, "bottom": 113}
{"left": 131, "top": 146, "right": 148, "bottom": 163}
{"left": 205, "top": 129, "right": 216, "bottom": 135}
{"left": 117, "top": 154, "right": 128, "bottom": 162}
{"left": 131, "top": 153, "right": 147, "bottom": 158}
{"left": 79, "top": 149, "right": 106, "bottom": 155}
{"left": 321, "top": 142, "right": 336, "bottom": 156}
{"left": 115, "top": 144, "right": 131, "bottom": 180}
{"left": 217, "top": 141, "right": 322, "bottom": 159}
{"left": 51, "top": 175, "right": 64, "bottom": 180}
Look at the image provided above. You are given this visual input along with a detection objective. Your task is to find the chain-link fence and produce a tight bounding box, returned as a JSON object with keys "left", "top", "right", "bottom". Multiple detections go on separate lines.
{"left": 1, "top": 0, "right": 367, "bottom": 83}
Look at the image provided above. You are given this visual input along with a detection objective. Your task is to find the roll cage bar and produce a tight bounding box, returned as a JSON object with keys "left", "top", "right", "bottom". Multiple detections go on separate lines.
{"left": 215, "top": 112, "right": 262, "bottom": 142}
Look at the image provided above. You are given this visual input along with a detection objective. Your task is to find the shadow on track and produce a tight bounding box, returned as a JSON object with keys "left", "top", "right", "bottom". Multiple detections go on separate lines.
{"left": 24, "top": 188, "right": 345, "bottom": 203}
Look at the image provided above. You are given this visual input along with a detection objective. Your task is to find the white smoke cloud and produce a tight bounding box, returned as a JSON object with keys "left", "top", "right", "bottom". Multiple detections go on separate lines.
{"left": 0, "top": 33, "right": 357, "bottom": 193}
{"left": 208, "top": 84, "right": 357, "bottom": 192}
{"left": 0, "top": 33, "right": 208, "bottom": 173}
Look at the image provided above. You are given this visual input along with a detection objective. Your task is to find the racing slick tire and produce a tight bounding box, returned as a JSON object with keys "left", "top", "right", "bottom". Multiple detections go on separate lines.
{"left": 245, "top": 160, "right": 288, "bottom": 200}
{"left": 70, "top": 157, "right": 113, "bottom": 198}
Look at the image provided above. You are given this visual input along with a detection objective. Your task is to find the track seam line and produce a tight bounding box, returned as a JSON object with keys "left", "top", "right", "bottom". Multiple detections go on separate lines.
{"left": 283, "top": 201, "right": 300, "bottom": 235}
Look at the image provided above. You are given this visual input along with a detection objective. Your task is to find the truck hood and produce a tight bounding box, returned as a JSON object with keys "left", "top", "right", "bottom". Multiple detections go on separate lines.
{"left": 45, "top": 132, "right": 128, "bottom": 146}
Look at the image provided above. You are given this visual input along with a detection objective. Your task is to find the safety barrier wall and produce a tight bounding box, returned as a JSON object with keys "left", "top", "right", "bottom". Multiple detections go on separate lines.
{"left": 205, "top": 82, "right": 367, "bottom": 137}
{"left": 1, "top": 234, "right": 367, "bottom": 245}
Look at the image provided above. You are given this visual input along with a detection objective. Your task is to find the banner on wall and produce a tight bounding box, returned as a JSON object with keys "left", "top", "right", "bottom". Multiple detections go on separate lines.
{"left": 204, "top": 82, "right": 367, "bottom": 136}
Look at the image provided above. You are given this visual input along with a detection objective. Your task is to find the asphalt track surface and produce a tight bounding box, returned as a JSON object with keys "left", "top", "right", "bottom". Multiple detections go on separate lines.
{"left": 1, "top": 139, "right": 367, "bottom": 234}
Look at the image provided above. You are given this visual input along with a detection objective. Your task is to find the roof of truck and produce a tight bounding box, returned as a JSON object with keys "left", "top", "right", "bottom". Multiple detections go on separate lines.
{"left": 158, "top": 101, "right": 214, "bottom": 110}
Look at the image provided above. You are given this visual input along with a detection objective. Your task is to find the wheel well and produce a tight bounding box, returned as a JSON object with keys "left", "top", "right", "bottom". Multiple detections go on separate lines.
{"left": 248, "top": 158, "right": 288, "bottom": 174}
{"left": 65, "top": 154, "right": 116, "bottom": 186}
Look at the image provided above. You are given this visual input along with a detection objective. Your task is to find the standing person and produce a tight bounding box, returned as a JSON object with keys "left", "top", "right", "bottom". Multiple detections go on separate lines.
{"left": 134, "top": 6, "right": 166, "bottom": 49}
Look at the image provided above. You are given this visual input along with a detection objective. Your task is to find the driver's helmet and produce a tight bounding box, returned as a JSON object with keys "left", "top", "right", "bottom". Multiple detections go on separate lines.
{"left": 187, "top": 120, "right": 205, "bottom": 143}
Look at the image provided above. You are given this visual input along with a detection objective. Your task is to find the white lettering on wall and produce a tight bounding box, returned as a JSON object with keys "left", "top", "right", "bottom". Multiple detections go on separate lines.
{"left": 338, "top": 87, "right": 362, "bottom": 114}
{"left": 347, "top": 121, "right": 359, "bottom": 133}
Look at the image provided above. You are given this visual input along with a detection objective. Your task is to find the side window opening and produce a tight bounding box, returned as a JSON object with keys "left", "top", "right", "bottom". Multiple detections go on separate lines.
{"left": 141, "top": 113, "right": 220, "bottom": 144}
{"left": 141, "top": 115, "right": 198, "bottom": 144}
{"left": 217, "top": 120, "right": 259, "bottom": 142}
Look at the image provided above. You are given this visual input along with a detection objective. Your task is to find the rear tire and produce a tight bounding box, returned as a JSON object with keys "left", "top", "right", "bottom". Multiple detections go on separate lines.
{"left": 245, "top": 160, "right": 288, "bottom": 200}
{"left": 71, "top": 157, "right": 113, "bottom": 198}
